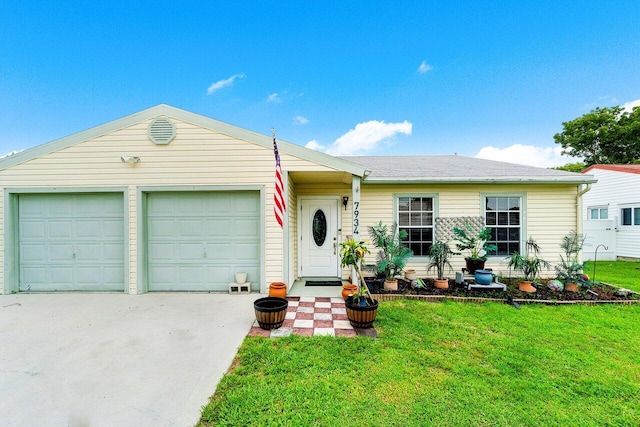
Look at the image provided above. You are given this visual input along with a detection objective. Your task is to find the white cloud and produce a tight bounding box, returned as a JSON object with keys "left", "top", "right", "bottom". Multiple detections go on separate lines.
{"left": 206, "top": 73, "right": 245, "bottom": 95}
{"left": 622, "top": 98, "right": 640, "bottom": 113}
{"left": 267, "top": 93, "right": 282, "bottom": 103}
{"left": 306, "top": 120, "right": 412, "bottom": 156}
{"left": 475, "top": 144, "right": 581, "bottom": 168}
{"left": 294, "top": 115, "right": 309, "bottom": 125}
{"left": 417, "top": 60, "right": 432, "bottom": 74}
{"left": 305, "top": 140, "right": 325, "bottom": 151}
{"left": 1, "top": 149, "right": 23, "bottom": 159}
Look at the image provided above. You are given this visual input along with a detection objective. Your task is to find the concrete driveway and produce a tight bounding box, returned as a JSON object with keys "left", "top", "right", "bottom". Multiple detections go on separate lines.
{"left": 0, "top": 293, "right": 257, "bottom": 427}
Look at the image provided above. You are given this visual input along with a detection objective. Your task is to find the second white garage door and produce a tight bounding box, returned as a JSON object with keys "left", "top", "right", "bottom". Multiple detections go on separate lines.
{"left": 146, "top": 192, "right": 260, "bottom": 291}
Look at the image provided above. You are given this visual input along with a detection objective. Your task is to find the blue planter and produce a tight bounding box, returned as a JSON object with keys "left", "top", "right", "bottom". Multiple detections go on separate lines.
{"left": 474, "top": 270, "right": 493, "bottom": 285}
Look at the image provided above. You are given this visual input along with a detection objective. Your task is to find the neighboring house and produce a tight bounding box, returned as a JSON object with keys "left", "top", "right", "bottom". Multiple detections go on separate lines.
{"left": 581, "top": 164, "right": 640, "bottom": 260}
{"left": 0, "top": 105, "right": 596, "bottom": 294}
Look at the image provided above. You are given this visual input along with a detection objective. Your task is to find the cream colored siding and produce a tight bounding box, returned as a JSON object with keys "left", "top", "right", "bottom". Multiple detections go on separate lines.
{"left": 359, "top": 183, "right": 579, "bottom": 279}
{"left": 287, "top": 176, "right": 298, "bottom": 286}
{"left": 0, "top": 118, "right": 337, "bottom": 293}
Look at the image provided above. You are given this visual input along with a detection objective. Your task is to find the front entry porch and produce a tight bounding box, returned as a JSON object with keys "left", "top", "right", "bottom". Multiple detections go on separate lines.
{"left": 288, "top": 278, "right": 346, "bottom": 297}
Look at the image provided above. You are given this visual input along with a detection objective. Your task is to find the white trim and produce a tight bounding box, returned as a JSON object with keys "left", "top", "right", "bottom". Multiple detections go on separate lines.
{"left": 3, "top": 188, "right": 129, "bottom": 294}
{"left": 393, "top": 193, "right": 439, "bottom": 259}
{"left": 297, "top": 196, "right": 342, "bottom": 278}
{"left": 136, "top": 185, "right": 265, "bottom": 294}
{"left": 481, "top": 193, "right": 527, "bottom": 256}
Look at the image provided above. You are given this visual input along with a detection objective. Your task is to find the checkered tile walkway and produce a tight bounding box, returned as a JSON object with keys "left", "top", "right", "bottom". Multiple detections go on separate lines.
{"left": 248, "top": 296, "right": 357, "bottom": 338}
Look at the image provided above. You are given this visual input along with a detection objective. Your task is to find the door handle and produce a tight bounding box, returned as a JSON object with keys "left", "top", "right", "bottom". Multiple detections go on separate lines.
{"left": 333, "top": 241, "right": 337, "bottom": 255}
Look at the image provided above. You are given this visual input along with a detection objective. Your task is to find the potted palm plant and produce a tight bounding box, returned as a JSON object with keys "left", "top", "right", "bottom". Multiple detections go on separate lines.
{"left": 505, "top": 237, "right": 550, "bottom": 293}
{"left": 453, "top": 223, "right": 498, "bottom": 274}
{"left": 555, "top": 230, "right": 589, "bottom": 292}
{"left": 339, "top": 238, "right": 378, "bottom": 328}
{"left": 426, "top": 240, "right": 457, "bottom": 289}
{"left": 369, "top": 221, "right": 414, "bottom": 291}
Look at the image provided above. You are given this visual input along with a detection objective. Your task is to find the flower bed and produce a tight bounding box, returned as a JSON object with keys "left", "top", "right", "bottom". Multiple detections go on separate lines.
{"left": 366, "top": 277, "right": 640, "bottom": 305}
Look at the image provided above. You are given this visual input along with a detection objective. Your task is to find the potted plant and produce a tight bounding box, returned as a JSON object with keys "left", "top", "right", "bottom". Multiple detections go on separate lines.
{"left": 453, "top": 223, "right": 498, "bottom": 274}
{"left": 426, "top": 240, "right": 456, "bottom": 289}
{"left": 505, "top": 237, "right": 550, "bottom": 293}
{"left": 368, "top": 221, "right": 414, "bottom": 291}
{"left": 555, "top": 230, "right": 589, "bottom": 292}
{"left": 339, "top": 238, "right": 378, "bottom": 328}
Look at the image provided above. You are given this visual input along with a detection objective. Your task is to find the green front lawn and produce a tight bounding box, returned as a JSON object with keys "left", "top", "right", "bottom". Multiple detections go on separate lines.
{"left": 584, "top": 260, "right": 640, "bottom": 293}
{"left": 199, "top": 301, "right": 639, "bottom": 426}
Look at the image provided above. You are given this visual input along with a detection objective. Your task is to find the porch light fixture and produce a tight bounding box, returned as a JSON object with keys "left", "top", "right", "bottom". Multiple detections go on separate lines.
{"left": 342, "top": 196, "right": 349, "bottom": 210}
{"left": 120, "top": 156, "right": 141, "bottom": 164}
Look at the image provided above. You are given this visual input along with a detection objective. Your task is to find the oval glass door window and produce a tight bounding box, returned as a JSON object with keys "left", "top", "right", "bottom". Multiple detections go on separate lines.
{"left": 312, "top": 209, "right": 327, "bottom": 247}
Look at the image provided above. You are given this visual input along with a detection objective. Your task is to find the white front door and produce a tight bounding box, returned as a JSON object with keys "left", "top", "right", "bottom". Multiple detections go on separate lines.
{"left": 300, "top": 198, "right": 340, "bottom": 277}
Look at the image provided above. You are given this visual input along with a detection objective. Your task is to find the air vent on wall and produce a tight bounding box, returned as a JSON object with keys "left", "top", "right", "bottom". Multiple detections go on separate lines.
{"left": 148, "top": 116, "right": 176, "bottom": 145}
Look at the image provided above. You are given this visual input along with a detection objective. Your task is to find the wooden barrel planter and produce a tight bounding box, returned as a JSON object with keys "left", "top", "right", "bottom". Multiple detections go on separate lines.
{"left": 345, "top": 298, "right": 378, "bottom": 328}
{"left": 253, "top": 297, "right": 288, "bottom": 330}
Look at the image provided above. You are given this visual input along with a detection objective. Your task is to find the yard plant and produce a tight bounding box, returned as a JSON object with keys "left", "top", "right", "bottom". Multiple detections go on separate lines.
{"left": 200, "top": 300, "right": 639, "bottom": 426}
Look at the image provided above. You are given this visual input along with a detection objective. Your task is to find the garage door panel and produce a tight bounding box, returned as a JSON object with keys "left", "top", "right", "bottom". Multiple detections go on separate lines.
{"left": 235, "top": 243, "right": 260, "bottom": 260}
{"left": 21, "top": 244, "right": 46, "bottom": 262}
{"left": 178, "top": 219, "right": 205, "bottom": 236}
{"left": 50, "top": 244, "right": 74, "bottom": 261}
{"left": 103, "top": 243, "right": 125, "bottom": 261}
{"left": 49, "top": 220, "right": 73, "bottom": 238}
{"left": 76, "top": 220, "right": 101, "bottom": 237}
{"left": 204, "top": 219, "right": 232, "bottom": 237}
{"left": 178, "top": 243, "right": 204, "bottom": 261}
{"left": 19, "top": 220, "right": 45, "bottom": 238}
{"left": 149, "top": 243, "right": 175, "bottom": 260}
{"left": 148, "top": 218, "right": 176, "bottom": 237}
{"left": 235, "top": 219, "right": 259, "bottom": 237}
{"left": 147, "top": 191, "right": 260, "bottom": 291}
{"left": 19, "top": 193, "right": 125, "bottom": 291}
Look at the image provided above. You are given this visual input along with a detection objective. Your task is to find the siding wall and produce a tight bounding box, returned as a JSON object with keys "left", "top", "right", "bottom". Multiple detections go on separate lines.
{"left": 582, "top": 169, "right": 640, "bottom": 258}
{"left": 354, "top": 183, "right": 580, "bottom": 280}
{"left": 0, "top": 118, "right": 337, "bottom": 293}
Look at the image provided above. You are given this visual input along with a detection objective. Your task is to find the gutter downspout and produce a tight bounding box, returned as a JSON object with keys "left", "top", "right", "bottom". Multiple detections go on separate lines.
{"left": 577, "top": 183, "right": 592, "bottom": 263}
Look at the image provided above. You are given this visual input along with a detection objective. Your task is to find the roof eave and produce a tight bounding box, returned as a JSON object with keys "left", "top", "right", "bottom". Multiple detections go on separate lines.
{"left": 363, "top": 176, "right": 598, "bottom": 185}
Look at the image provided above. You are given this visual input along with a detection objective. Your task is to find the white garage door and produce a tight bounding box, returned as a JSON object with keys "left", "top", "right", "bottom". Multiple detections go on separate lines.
{"left": 19, "top": 193, "right": 125, "bottom": 291}
{"left": 146, "top": 192, "right": 260, "bottom": 291}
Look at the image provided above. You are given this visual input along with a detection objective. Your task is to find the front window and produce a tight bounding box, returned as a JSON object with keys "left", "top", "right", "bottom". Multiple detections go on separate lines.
{"left": 485, "top": 196, "right": 521, "bottom": 256}
{"left": 620, "top": 206, "right": 640, "bottom": 226}
{"left": 397, "top": 196, "right": 434, "bottom": 256}
{"left": 589, "top": 207, "right": 608, "bottom": 220}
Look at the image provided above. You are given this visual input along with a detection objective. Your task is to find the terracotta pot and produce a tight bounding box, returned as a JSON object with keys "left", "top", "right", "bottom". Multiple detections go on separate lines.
{"left": 341, "top": 284, "right": 358, "bottom": 300}
{"left": 519, "top": 281, "right": 536, "bottom": 293}
{"left": 405, "top": 269, "right": 417, "bottom": 280}
{"left": 564, "top": 282, "right": 579, "bottom": 292}
{"left": 383, "top": 279, "right": 398, "bottom": 291}
{"left": 434, "top": 278, "right": 449, "bottom": 289}
{"left": 268, "top": 282, "right": 287, "bottom": 298}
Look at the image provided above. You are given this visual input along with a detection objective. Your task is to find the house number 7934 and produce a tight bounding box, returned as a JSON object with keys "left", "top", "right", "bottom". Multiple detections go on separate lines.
{"left": 353, "top": 201, "right": 360, "bottom": 234}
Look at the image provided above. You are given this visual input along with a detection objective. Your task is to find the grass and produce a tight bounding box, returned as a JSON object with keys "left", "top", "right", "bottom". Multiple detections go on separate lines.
{"left": 199, "top": 301, "right": 640, "bottom": 426}
{"left": 584, "top": 260, "right": 640, "bottom": 293}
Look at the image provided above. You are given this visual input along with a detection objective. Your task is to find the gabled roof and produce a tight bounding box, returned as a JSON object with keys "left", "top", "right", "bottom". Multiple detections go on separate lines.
{"left": 0, "top": 104, "right": 368, "bottom": 177}
{"left": 582, "top": 164, "right": 640, "bottom": 175}
{"left": 344, "top": 155, "right": 596, "bottom": 184}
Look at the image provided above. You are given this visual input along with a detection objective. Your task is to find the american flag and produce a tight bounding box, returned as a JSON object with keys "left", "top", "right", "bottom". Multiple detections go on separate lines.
{"left": 273, "top": 137, "right": 286, "bottom": 227}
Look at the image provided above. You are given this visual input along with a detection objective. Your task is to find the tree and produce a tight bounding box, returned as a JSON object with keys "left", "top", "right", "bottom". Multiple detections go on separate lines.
{"left": 552, "top": 162, "right": 586, "bottom": 173}
{"left": 553, "top": 106, "right": 640, "bottom": 166}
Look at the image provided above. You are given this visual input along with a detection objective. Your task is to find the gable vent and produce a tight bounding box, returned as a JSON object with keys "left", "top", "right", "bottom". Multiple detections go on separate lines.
{"left": 148, "top": 116, "right": 176, "bottom": 145}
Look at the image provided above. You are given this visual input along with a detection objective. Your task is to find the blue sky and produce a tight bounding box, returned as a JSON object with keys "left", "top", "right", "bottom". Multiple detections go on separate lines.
{"left": 2, "top": 1, "right": 639, "bottom": 167}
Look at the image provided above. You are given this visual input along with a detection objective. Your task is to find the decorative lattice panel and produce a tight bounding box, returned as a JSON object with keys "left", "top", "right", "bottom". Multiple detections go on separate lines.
{"left": 435, "top": 216, "right": 485, "bottom": 242}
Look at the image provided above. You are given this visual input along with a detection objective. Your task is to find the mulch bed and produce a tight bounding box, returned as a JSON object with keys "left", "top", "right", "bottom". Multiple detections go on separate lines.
{"left": 366, "top": 277, "right": 640, "bottom": 305}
